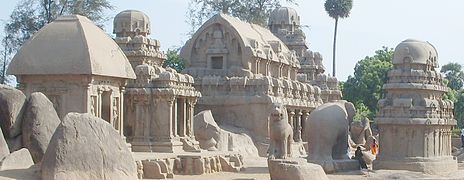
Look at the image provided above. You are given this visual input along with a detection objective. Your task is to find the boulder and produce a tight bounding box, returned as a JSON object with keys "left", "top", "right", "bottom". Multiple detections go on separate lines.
{"left": 0, "top": 148, "right": 34, "bottom": 170}
{"left": 194, "top": 110, "right": 221, "bottom": 151}
{"left": 41, "top": 113, "right": 137, "bottom": 180}
{"left": 268, "top": 158, "right": 328, "bottom": 180}
{"left": 22, "top": 92, "right": 61, "bottom": 163}
{"left": 0, "top": 128, "right": 9, "bottom": 160}
{"left": 6, "top": 134, "right": 22, "bottom": 152}
{"left": 0, "top": 85, "right": 26, "bottom": 138}
{"left": 194, "top": 110, "right": 259, "bottom": 157}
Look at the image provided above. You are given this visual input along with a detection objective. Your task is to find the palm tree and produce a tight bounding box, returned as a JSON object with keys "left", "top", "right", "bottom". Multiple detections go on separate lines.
{"left": 324, "top": 0, "right": 353, "bottom": 77}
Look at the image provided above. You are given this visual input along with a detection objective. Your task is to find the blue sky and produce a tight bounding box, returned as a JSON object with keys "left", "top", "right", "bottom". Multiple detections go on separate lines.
{"left": 1, "top": 0, "right": 463, "bottom": 81}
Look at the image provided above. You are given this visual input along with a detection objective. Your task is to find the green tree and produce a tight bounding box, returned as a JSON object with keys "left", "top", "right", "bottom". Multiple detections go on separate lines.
{"left": 455, "top": 91, "right": 464, "bottom": 128}
{"left": 4, "top": 0, "right": 113, "bottom": 51}
{"left": 441, "top": 62, "right": 464, "bottom": 91}
{"left": 0, "top": 35, "right": 13, "bottom": 84}
{"left": 163, "top": 48, "right": 185, "bottom": 72}
{"left": 187, "top": 0, "right": 296, "bottom": 34}
{"left": 324, "top": 0, "right": 353, "bottom": 77}
{"left": 342, "top": 46, "right": 393, "bottom": 119}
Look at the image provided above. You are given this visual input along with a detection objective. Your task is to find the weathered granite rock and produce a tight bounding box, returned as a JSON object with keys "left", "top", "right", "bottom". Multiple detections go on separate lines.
{"left": 268, "top": 158, "right": 328, "bottom": 180}
{"left": 0, "top": 128, "right": 9, "bottom": 160}
{"left": 194, "top": 110, "right": 259, "bottom": 157}
{"left": 22, "top": 92, "right": 61, "bottom": 163}
{"left": 41, "top": 113, "right": 137, "bottom": 180}
{"left": 0, "top": 84, "right": 26, "bottom": 138}
{"left": 0, "top": 148, "right": 34, "bottom": 170}
{"left": 220, "top": 125, "right": 259, "bottom": 157}
{"left": 5, "top": 135, "right": 22, "bottom": 153}
{"left": 194, "top": 110, "right": 221, "bottom": 151}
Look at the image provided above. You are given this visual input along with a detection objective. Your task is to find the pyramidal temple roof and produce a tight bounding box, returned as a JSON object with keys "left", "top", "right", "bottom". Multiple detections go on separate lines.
{"left": 8, "top": 15, "right": 136, "bottom": 79}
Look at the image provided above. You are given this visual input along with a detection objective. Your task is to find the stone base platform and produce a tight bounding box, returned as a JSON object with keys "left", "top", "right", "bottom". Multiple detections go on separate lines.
{"left": 268, "top": 158, "right": 328, "bottom": 180}
{"left": 133, "top": 151, "right": 244, "bottom": 179}
{"left": 374, "top": 156, "right": 458, "bottom": 175}
{"left": 309, "top": 159, "right": 359, "bottom": 173}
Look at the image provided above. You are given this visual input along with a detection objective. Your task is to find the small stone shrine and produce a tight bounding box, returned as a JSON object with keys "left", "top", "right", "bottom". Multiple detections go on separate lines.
{"left": 374, "top": 39, "right": 457, "bottom": 174}
{"left": 114, "top": 10, "right": 202, "bottom": 152}
{"left": 7, "top": 15, "right": 136, "bottom": 135}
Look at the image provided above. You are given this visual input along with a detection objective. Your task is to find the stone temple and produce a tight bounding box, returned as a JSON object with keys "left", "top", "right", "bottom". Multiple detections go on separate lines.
{"left": 7, "top": 15, "right": 136, "bottom": 135}
{"left": 268, "top": 7, "right": 342, "bottom": 103}
{"left": 180, "top": 13, "right": 325, "bottom": 155}
{"left": 374, "top": 39, "right": 457, "bottom": 174}
{"left": 114, "top": 10, "right": 202, "bottom": 153}
{"left": 180, "top": 7, "right": 339, "bottom": 155}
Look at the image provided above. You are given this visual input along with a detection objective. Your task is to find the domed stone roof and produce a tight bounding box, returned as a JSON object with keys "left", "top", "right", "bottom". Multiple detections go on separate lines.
{"left": 268, "top": 7, "right": 300, "bottom": 26}
{"left": 8, "top": 15, "right": 136, "bottom": 79}
{"left": 113, "top": 10, "right": 150, "bottom": 37}
{"left": 393, "top": 39, "right": 438, "bottom": 65}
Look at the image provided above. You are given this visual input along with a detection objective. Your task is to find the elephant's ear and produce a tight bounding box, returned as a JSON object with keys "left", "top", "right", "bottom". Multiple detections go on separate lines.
{"left": 344, "top": 102, "right": 356, "bottom": 124}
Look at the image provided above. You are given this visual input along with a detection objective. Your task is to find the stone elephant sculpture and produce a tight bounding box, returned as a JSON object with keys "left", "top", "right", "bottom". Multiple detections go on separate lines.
{"left": 268, "top": 104, "right": 293, "bottom": 159}
{"left": 304, "top": 100, "right": 355, "bottom": 172}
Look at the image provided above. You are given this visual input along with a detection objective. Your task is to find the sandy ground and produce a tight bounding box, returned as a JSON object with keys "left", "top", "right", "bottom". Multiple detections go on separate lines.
{"left": 2, "top": 158, "right": 464, "bottom": 180}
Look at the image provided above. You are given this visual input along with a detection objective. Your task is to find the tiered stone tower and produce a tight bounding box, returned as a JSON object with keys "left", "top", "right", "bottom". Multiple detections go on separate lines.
{"left": 114, "top": 10, "right": 201, "bottom": 153}
{"left": 374, "top": 39, "right": 457, "bottom": 174}
{"left": 268, "top": 7, "right": 341, "bottom": 102}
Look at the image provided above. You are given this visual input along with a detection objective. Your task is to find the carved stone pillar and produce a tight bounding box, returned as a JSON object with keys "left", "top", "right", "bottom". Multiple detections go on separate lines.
{"left": 119, "top": 87, "right": 125, "bottom": 137}
{"left": 187, "top": 98, "right": 197, "bottom": 138}
{"left": 172, "top": 97, "right": 178, "bottom": 137}
{"left": 301, "top": 111, "right": 309, "bottom": 141}
{"left": 167, "top": 97, "right": 175, "bottom": 138}
{"left": 97, "top": 89, "right": 103, "bottom": 118}
{"left": 294, "top": 110, "right": 303, "bottom": 142}
{"left": 287, "top": 109, "right": 295, "bottom": 143}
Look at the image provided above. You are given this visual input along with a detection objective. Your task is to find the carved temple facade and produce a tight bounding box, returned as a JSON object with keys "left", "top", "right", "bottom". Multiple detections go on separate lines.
{"left": 114, "top": 10, "right": 201, "bottom": 153}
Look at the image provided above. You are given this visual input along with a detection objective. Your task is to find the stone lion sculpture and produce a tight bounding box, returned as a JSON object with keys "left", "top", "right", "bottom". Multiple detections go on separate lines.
{"left": 268, "top": 104, "right": 293, "bottom": 159}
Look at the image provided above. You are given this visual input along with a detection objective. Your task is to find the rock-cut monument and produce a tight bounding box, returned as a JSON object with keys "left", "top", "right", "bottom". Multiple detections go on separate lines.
{"left": 374, "top": 39, "right": 457, "bottom": 174}
{"left": 180, "top": 13, "right": 323, "bottom": 155}
{"left": 113, "top": 10, "right": 202, "bottom": 152}
{"left": 7, "top": 15, "right": 136, "bottom": 136}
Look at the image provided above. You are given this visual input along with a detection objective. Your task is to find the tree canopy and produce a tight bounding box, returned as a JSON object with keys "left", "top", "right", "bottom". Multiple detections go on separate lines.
{"left": 187, "top": 0, "right": 296, "bottom": 34}
{"left": 163, "top": 48, "right": 186, "bottom": 72}
{"left": 324, "top": 0, "right": 353, "bottom": 20}
{"left": 342, "top": 47, "right": 393, "bottom": 120}
{"left": 324, "top": 0, "right": 353, "bottom": 77}
{"left": 440, "top": 62, "right": 464, "bottom": 128}
{"left": 4, "top": 0, "right": 114, "bottom": 51}
{"left": 441, "top": 62, "right": 464, "bottom": 91}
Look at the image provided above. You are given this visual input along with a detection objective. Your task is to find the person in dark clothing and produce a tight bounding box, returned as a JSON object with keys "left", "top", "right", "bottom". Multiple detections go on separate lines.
{"left": 355, "top": 146, "right": 368, "bottom": 169}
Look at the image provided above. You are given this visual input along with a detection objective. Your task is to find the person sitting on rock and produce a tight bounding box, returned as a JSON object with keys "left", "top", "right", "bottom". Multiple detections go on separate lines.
{"left": 355, "top": 146, "right": 368, "bottom": 169}
{"left": 370, "top": 139, "right": 379, "bottom": 155}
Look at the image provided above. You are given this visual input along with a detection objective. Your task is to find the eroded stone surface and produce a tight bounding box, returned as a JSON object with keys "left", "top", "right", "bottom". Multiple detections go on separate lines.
{"left": 41, "top": 113, "right": 137, "bottom": 180}
{"left": 0, "top": 128, "right": 9, "bottom": 160}
{"left": 0, "top": 148, "right": 33, "bottom": 170}
{"left": 0, "top": 84, "right": 26, "bottom": 138}
{"left": 305, "top": 100, "right": 356, "bottom": 173}
{"left": 22, "top": 92, "right": 61, "bottom": 163}
{"left": 268, "top": 158, "right": 328, "bottom": 180}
